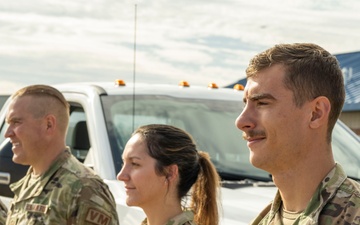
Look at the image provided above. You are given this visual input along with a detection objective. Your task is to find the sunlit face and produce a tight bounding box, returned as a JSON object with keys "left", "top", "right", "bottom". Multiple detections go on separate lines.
{"left": 235, "top": 64, "right": 312, "bottom": 173}
{"left": 117, "top": 133, "right": 168, "bottom": 208}
{"left": 5, "top": 96, "right": 46, "bottom": 165}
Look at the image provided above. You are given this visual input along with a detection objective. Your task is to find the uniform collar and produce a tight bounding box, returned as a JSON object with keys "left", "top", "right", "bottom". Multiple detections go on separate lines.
{"left": 267, "top": 164, "right": 347, "bottom": 224}
{"left": 10, "top": 148, "right": 71, "bottom": 202}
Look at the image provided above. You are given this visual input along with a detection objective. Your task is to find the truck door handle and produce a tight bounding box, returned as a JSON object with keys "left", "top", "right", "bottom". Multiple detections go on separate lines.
{"left": 0, "top": 172, "right": 10, "bottom": 185}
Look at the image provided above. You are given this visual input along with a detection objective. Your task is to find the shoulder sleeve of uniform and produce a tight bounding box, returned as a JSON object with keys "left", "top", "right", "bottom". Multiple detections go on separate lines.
{"left": 250, "top": 202, "right": 272, "bottom": 225}
{"left": 0, "top": 216, "right": 6, "bottom": 225}
{"left": 0, "top": 201, "right": 6, "bottom": 225}
{"left": 319, "top": 178, "right": 360, "bottom": 224}
{"left": 0, "top": 201, "right": 7, "bottom": 213}
{"left": 0, "top": 200, "right": 7, "bottom": 217}
{"left": 67, "top": 180, "right": 119, "bottom": 225}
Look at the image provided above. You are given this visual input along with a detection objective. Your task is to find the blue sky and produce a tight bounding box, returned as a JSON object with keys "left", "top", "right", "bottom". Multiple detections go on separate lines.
{"left": 1, "top": 0, "right": 360, "bottom": 94}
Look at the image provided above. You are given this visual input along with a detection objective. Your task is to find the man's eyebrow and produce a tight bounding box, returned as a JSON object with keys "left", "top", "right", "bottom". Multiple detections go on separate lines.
{"left": 244, "top": 93, "right": 276, "bottom": 103}
{"left": 5, "top": 117, "right": 21, "bottom": 124}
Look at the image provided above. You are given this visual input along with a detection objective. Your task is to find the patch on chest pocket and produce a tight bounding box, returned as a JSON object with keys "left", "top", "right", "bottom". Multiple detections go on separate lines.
{"left": 85, "top": 208, "right": 111, "bottom": 225}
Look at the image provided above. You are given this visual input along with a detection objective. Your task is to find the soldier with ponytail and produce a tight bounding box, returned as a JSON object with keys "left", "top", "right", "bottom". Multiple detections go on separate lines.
{"left": 117, "top": 124, "right": 221, "bottom": 225}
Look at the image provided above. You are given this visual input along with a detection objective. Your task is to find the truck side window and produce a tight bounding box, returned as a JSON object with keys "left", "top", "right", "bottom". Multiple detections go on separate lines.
{"left": 0, "top": 122, "right": 7, "bottom": 145}
{"left": 66, "top": 105, "right": 89, "bottom": 163}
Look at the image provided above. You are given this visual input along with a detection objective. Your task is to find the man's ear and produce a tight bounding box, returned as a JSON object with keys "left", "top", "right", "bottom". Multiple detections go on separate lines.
{"left": 165, "top": 164, "right": 179, "bottom": 183}
{"left": 309, "top": 96, "right": 331, "bottom": 129}
{"left": 45, "top": 114, "right": 56, "bottom": 133}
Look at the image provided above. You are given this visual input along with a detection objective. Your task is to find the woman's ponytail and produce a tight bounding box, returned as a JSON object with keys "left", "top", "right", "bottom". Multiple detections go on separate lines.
{"left": 191, "top": 151, "right": 221, "bottom": 225}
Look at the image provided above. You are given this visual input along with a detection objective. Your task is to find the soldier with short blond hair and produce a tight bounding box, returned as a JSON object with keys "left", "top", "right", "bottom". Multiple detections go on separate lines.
{"left": 4, "top": 84, "right": 119, "bottom": 225}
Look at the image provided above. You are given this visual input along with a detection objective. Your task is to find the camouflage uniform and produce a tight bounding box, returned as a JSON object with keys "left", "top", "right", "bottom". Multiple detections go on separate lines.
{"left": 6, "top": 149, "right": 119, "bottom": 225}
{"left": 251, "top": 164, "right": 360, "bottom": 225}
{"left": 0, "top": 200, "right": 7, "bottom": 225}
{"left": 141, "top": 210, "right": 196, "bottom": 225}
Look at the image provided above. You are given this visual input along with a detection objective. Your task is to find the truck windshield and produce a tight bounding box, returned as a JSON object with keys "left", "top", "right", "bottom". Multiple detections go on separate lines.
{"left": 101, "top": 95, "right": 360, "bottom": 182}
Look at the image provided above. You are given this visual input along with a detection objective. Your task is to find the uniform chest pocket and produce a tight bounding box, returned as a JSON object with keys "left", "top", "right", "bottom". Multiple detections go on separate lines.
{"left": 24, "top": 203, "right": 49, "bottom": 225}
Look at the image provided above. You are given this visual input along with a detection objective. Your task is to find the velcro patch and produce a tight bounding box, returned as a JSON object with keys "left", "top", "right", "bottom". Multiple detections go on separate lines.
{"left": 8, "top": 217, "right": 18, "bottom": 225}
{"left": 25, "top": 203, "right": 49, "bottom": 214}
{"left": 85, "top": 208, "right": 111, "bottom": 225}
{"left": 90, "top": 194, "right": 105, "bottom": 206}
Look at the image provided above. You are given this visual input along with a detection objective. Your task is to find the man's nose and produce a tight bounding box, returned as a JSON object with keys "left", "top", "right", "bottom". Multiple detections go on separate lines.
{"left": 4, "top": 125, "right": 13, "bottom": 138}
{"left": 235, "top": 105, "right": 255, "bottom": 132}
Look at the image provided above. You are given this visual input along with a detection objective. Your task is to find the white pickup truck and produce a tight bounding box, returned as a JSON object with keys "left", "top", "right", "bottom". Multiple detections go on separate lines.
{"left": 0, "top": 80, "right": 359, "bottom": 224}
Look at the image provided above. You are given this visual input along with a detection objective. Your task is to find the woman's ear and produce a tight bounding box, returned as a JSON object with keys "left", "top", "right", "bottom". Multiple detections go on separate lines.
{"left": 165, "top": 164, "right": 179, "bottom": 183}
{"left": 309, "top": 96, "right": 331, "bottom": 129}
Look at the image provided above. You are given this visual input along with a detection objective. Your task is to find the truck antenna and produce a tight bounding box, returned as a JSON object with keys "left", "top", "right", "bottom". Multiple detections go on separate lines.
{"left": 132, "top": 4, "right": 137, "bottom": 132}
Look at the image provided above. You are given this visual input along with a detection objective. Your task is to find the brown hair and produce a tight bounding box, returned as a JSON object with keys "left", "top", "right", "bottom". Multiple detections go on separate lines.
{"left": 11, "top": 84, "right": 70, "bottom": 133}
{"left": 246, "top": 43, "right": 345, "bottom": 142}
{"left": 133, "top": 124, "right": 220, "bottom": 225}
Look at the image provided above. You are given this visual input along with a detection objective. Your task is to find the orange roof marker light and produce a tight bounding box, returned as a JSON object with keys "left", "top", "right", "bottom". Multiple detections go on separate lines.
{"left": 233, "top": 84, "right": 244, "bottom": 91}
{"left": 115, "top": 79, "right": 126, "bottom": 86}
{"left": 208, "top": 82, "right": 219, "bottom": 89}
{"left": 179, "top": 80, "right": 190, "bottom": 87}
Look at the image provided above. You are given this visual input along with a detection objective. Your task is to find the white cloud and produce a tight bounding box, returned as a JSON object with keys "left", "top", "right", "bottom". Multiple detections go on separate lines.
{"left": 0, "top": 81, "right": 25, "bottom": 94}
{"left": 0, "top": 0, "right": 360, "bottom": 90}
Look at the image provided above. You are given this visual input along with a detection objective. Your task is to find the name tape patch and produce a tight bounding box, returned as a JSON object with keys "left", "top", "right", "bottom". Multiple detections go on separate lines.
{"left": 25, "top": 203, "right": 49, "bottom": 214}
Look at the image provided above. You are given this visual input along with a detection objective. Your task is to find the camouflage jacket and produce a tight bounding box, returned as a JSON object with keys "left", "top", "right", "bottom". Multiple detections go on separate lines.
{"left": 141, "top": 210, "right": 197, "bottom": 225}
{"left": 6, "top": 149, "right": 119, "bottom": 225}
{"left": 0, "top": 200, "right": 7, "bottom": 225}
{"left": 251, "top": 164, "right": 360, "bottom": 225}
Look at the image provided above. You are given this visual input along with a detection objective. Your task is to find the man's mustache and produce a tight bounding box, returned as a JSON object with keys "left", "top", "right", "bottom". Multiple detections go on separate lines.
{"left": 242, "top": 130, "right": 266, "bottom": 140}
